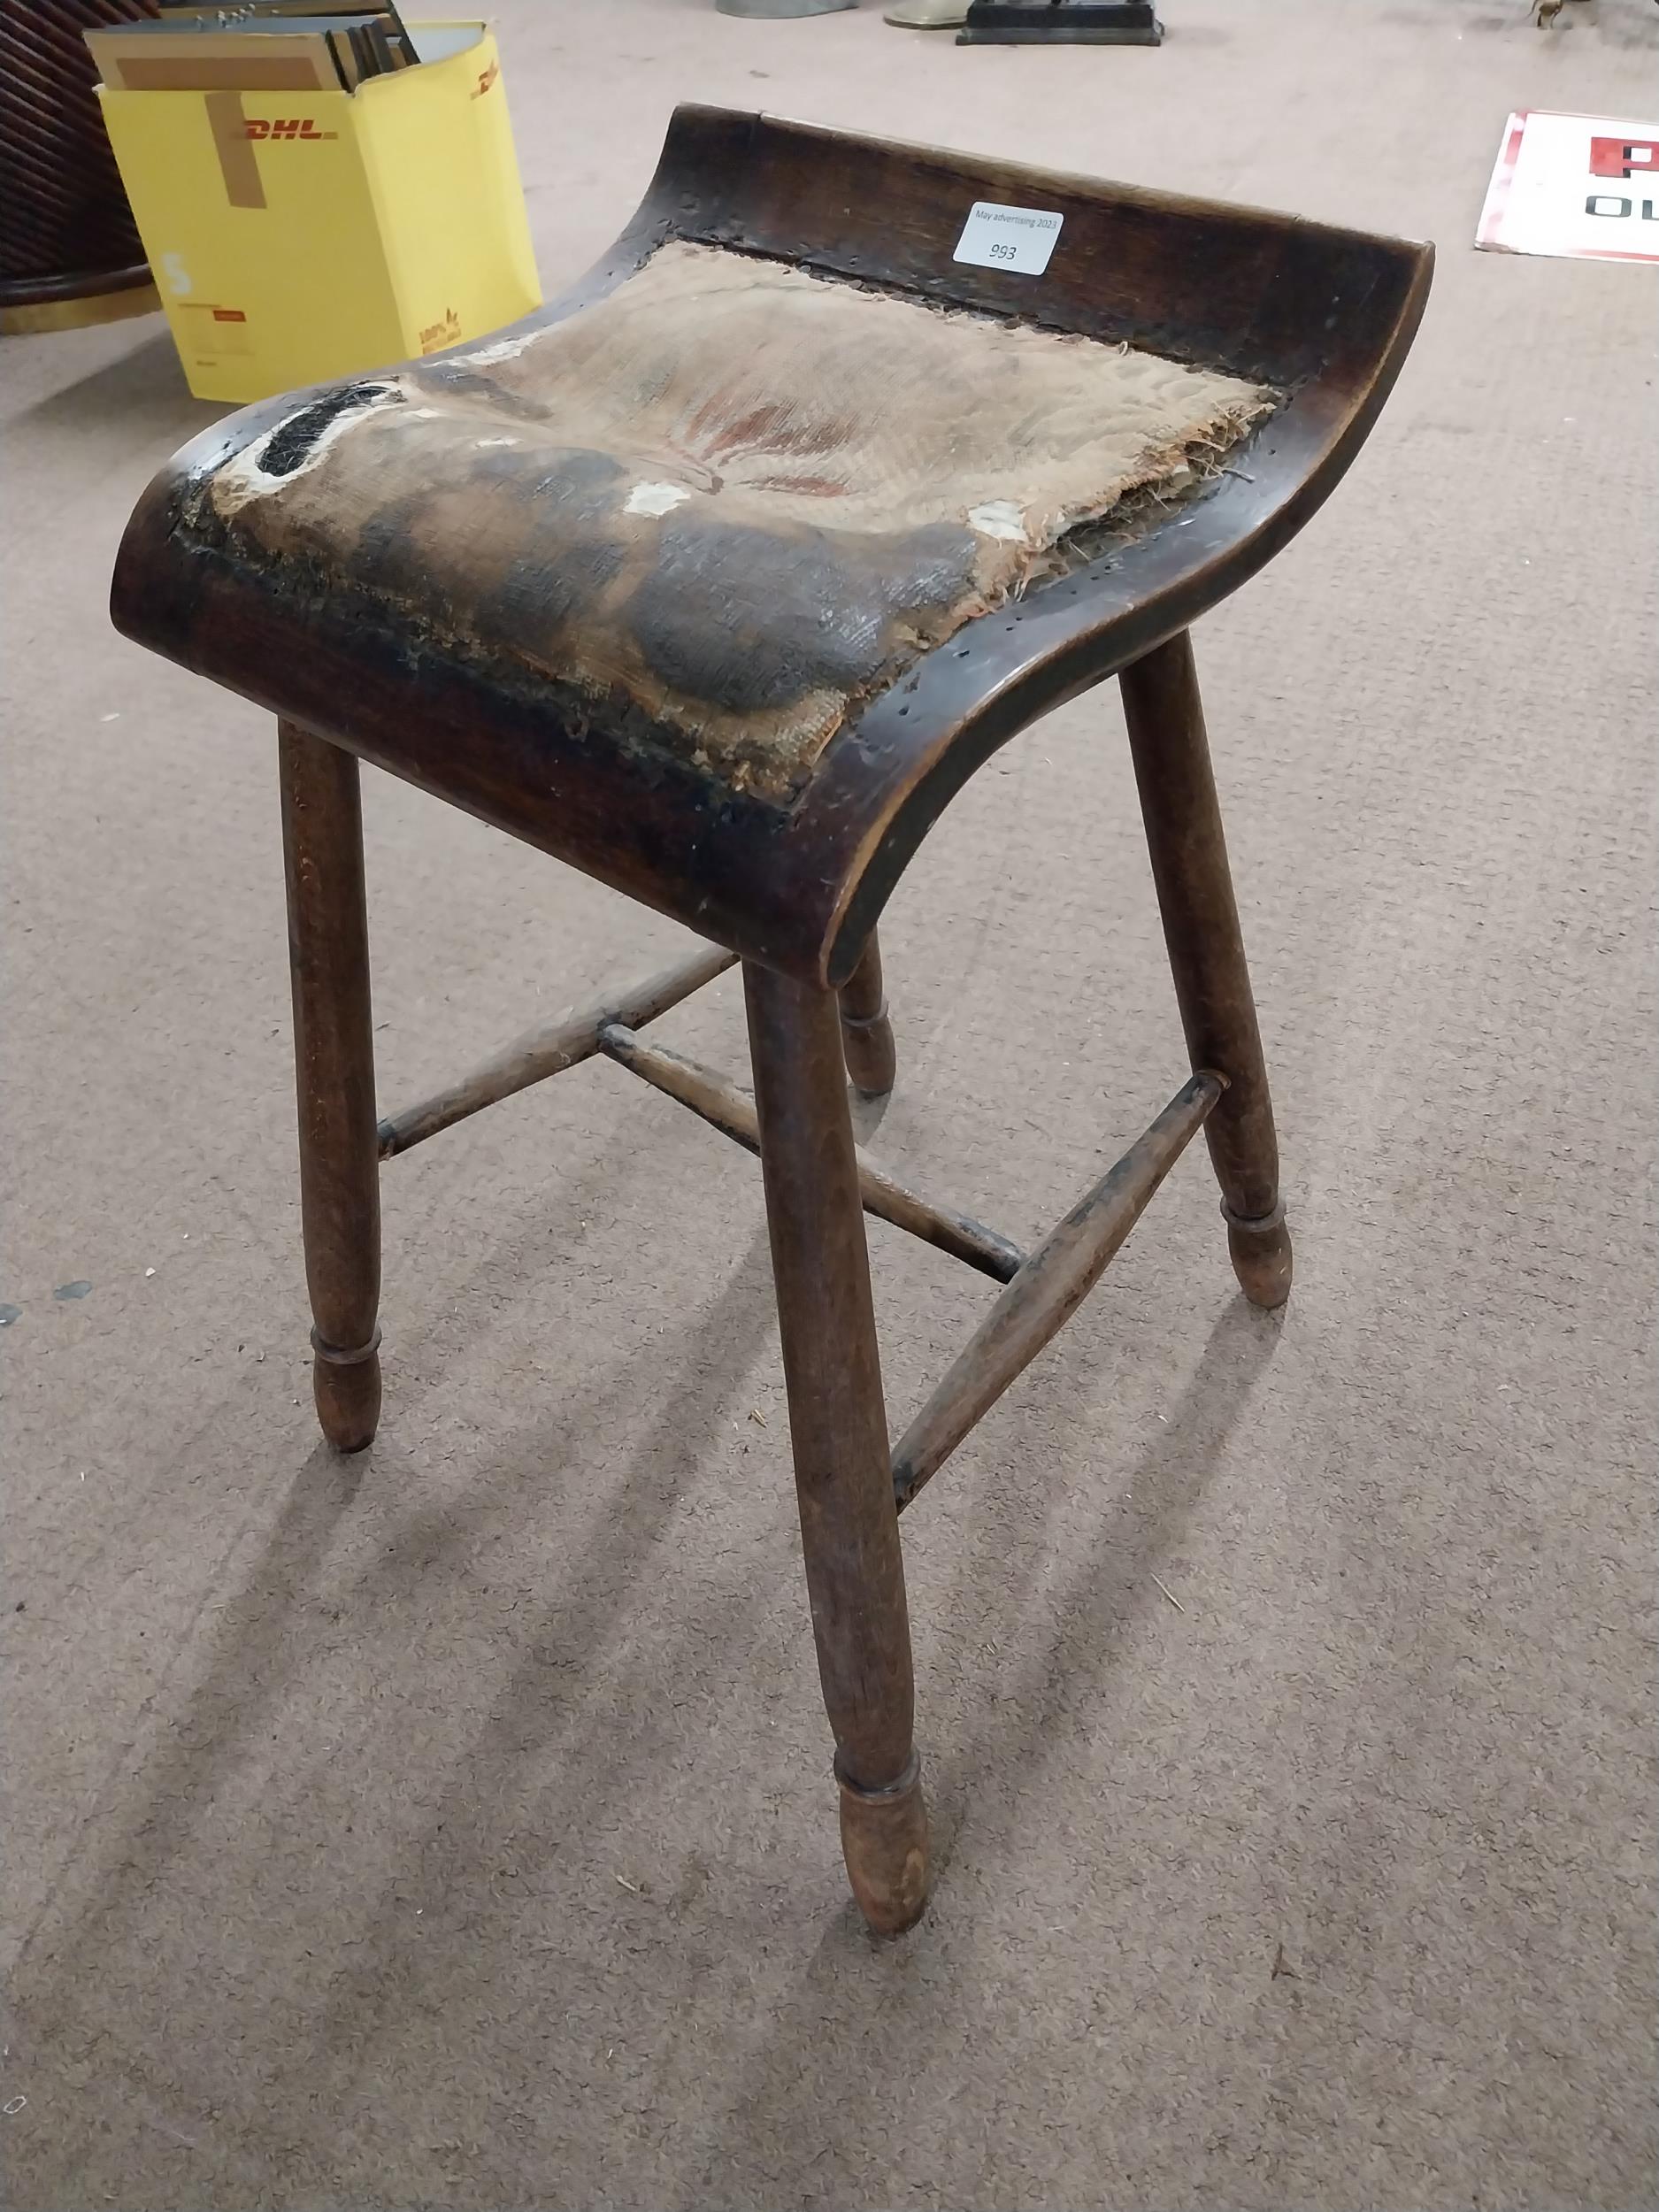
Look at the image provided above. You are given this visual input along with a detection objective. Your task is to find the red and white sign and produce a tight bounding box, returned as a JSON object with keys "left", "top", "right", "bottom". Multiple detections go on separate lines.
{"left": 1477, "top": 110, "right": 1659, "bottom": 263}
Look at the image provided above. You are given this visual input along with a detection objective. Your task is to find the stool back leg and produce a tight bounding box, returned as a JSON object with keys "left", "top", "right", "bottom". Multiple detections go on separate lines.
{"left": 744, "top": 963, "right": 930, "bottom": 1932}
{"left": 837, "top": 930, "right": 897, "bottom": 1098}
{"left": 278, "top": 722, "right": 383, "bottom": 1448}
{"left": 1118, "top": 633, "right": 1294, "bottom": 1309}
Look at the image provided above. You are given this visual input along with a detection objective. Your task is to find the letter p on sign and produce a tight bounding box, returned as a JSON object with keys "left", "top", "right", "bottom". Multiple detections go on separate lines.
{"left": 1590, "top": 136, "right": 1659, "bottom": 179}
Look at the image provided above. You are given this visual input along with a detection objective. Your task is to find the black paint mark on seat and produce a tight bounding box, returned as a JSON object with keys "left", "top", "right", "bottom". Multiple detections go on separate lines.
{"left": 259, "top": 383, "right": 400, "bottom": 478}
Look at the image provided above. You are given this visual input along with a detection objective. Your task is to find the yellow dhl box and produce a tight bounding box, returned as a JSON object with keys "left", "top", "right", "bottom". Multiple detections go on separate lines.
{"left": 96, "top": 22, "right": 540, "bottom": 403}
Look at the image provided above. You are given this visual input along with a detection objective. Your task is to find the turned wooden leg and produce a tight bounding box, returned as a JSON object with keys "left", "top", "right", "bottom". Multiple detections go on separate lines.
{"left": 745, "top": 963, "right": 930, "bottom": 1933}
{"left": 838, "top": 930, "right": 897, "bottom": 1097}
{"left": 1119, "top": 632, "right": 1293, "bottom": 1309}
{"left": 278, "top": 721, "right": 382, "bottom": 1449}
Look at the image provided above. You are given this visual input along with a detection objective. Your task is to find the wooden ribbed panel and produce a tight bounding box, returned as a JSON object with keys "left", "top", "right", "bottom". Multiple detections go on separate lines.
{"left": 0, "top": 0, "right": 158, "bottom": 303}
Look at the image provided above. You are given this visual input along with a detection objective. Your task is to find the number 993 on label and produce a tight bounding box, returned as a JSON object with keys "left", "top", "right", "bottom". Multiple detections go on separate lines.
{"left": 952, "top": 200, "right": 1064, "bottom": 277}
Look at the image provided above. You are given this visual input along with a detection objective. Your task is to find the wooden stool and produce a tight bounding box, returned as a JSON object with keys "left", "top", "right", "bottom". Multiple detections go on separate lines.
{"left": 112, "top": 110, "right": 1431, "bottom": 1935}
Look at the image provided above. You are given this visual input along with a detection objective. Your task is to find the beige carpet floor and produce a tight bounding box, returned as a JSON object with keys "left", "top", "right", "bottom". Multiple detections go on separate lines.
{"left": 3, "top": 2, "right": 1654, "bottom": 2206}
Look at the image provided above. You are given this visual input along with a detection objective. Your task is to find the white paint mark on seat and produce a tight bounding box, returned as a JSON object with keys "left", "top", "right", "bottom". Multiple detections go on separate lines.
{"left": 969, "top": 499, "right": 1028, "bottom": 542}
{"left": 456, "top": 328, "right": 541, "bottom": 366}
{"left": 625, "top": 480, "right": 691, "bottom": 518}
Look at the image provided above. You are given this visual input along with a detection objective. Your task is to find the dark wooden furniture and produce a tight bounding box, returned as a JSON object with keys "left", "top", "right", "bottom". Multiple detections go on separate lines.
{"left": 0, "top": 0, "right": 158, "bottom": 334}
{"left": 111, "top": 109, "right": 1431, "bottom": 1935}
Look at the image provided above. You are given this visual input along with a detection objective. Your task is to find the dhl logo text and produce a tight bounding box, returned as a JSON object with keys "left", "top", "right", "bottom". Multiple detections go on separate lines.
{"left": 243, "top": 119, "right": 337, "bottom": 141}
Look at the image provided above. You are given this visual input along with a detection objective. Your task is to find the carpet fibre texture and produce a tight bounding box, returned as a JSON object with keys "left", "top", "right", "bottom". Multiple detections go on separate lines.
{"left": 2, "top": 3, "right": 1654, "bottom": 2208}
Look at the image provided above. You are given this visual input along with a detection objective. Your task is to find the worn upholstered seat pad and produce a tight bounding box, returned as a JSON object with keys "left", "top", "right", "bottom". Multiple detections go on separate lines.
{"left": 205, "top": 242, "right": 1273, "bottom": 798}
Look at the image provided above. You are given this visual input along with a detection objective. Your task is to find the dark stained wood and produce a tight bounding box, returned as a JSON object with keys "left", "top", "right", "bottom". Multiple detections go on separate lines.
{"left": 891, "top": 1071, "right": 1222, "bottom": 1509}
{"left": 744, "top": 963, "right": 930, "bottom": 1932}
{"left": 0, "top": 0, "right": 157, "bottom": 311}
{"left": 378, "top": 941, "right": 735, "bottom": 1158}
{"left": 837, "top": 1750, "right": 931, "bottom": 1939}
{"left": 111, "top": 105, "right": 1433, "bottom": 988}
{"left": 597, "top": 1021, "right": 1024, "bottom": 1283}
{"left": 108, "top": 114, "right": 1432, "bottom": 1929}
{"left": 837, "top": 931, "right": 897, "bottom": 1098}
{"left": 1118, "top": 632, "right": 1293, "bottom": 1308}
{"left": 278, "top": 723, "right": 381, "bottom": 1451}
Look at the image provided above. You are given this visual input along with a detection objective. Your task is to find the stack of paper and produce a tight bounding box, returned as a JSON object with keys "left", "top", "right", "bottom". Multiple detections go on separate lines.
{"left": 88, "top": 3, "right": 419, "bottom": 94}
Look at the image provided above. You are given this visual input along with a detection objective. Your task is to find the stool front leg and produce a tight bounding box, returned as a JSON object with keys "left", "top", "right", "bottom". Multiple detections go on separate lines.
{"left": 837, "top": 930, "right": 897, "bottom": 1098}
{"left": 744, "top": 963, "right": 930, "bottom": 1933}
{"left": 1118, "top": 632, "right": 1293, "bottom": 1309}
{"left": 278, "top": 722, "right": 383, "bottom": 1450}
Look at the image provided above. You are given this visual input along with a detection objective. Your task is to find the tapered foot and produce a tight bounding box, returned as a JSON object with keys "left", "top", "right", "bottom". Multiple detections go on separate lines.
{"left": 280, "top": 724, "right": 384, "bottom": 1457}
{"left": 747, "top": 964, "right": 926, "bottom": 1928}
{"left": 1224, "top": 1202, "right": 1293, "bottom": 1309}
{"left": 837, "top": 1753, "right": 932, "bottom": 1934}
{"left": 1121, "top": 634, "right": 1294, "bottom": 1313}
{"left": 311, "top": 1330, "right": 382, "bottom": 1451}
{"left": 840, "top": 1006, "right": 897, "bottom": 1098}
{"left": 838, "top": 933, "right": 897, "bottom": 1098}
